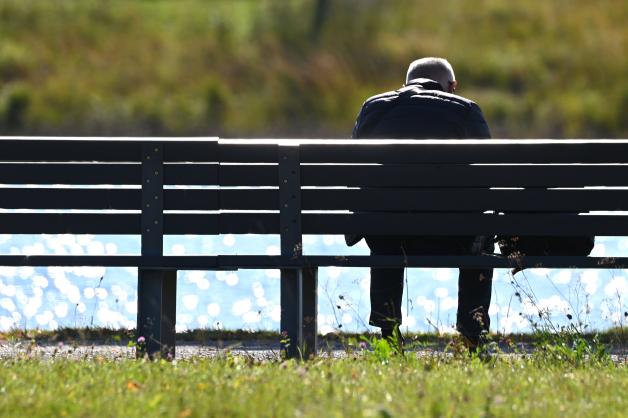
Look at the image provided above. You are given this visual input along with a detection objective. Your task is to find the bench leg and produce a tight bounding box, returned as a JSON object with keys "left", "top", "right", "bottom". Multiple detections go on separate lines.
{"left": 281, "top": 267, "right": 318, "bottom": 359}
{"left": 136, "top": 269, "right": 177, "bottom": 359}
{"left": 301, "top": 267, "right": 318, "bottom": 359}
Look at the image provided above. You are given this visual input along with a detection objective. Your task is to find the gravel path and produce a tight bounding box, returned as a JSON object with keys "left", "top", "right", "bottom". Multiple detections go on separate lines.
{"left": 1, "top": 340, "right": 626, "bottom": 363}
{"left": 0, "top": 341, "right": 284, "bottom": 361}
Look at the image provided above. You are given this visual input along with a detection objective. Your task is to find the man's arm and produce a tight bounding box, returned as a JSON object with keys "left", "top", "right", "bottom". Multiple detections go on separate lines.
{"left": 345, "top": 105, "right": 369, "bottom": 246}
{"left": 351, "top": 111, "right": 362, "bottom": 139}
{"left": 352, "top": 103, "right": 373, "bottom": 139}
{"left": 464, "top": 103, "right": 491, "bottom": 139}
{"left": 352, "top": 94, "right": 399, "bottom": 139}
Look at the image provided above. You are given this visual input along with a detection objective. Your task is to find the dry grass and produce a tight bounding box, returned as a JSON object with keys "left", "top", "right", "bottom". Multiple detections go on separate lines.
{"left": 1, "top": 0, "right": 627, "bottom": 138}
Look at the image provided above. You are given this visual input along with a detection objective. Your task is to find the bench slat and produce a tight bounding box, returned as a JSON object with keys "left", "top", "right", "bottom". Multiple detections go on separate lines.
{"left": 301, "top": 213, "right": 628, "bottom": 236}
{"left": 0, "top": 163, "right": 140, "bottom": 185}
{"left": 168, "top": 164, "right": 628, "bottom": 188}
{"left": 219, "top": 143, "right": 278, "bottom": 163}
{"left": 301, "top": 165, "right": 628, "bottom": 187}
{"left": 0, "top": 189, "right": 227, "bottom": 211}
{"left": 169, "top": 163, "right": 628, "bottom": 188}
{"left": 165, "top": 190, "right": 221, "bottom": 210}
{"left": 0, "top": 188, "right": 140, "bottom": 210}
{"left": 0, "top": 213, "right": 140, "bottom": 234}
{"left": 164, "top": 164, "right": 219, "bottom": 185}
{"left": 4, "top": 185, "right": 626, "bottom": 212}
{"left": 0, "top": 138, "right": 219, "bottom": 163}
{"left": 219, "top": 165, "right": 277, "bottom": 186}
{"left": 0, "top": 140, "right": 142, "bottom": 162}
{"left": 165, "top": 164, "right": 275, "bottom": 186}
{"left": 163, "top": 213, "right": 269, "bottom": 234}
{"left": 300, "top": 142, "right": 628, "bottom": 164}
{"left": 163, "top": 189, "right": 628, "bottom": 212}
{"left": 146, "top": 213, "right": 628, "bottom": 236}
{"left": 216, "top": 255, "right": 626, "bottom": 269}
{"left": 0, "top": 255, "right": 624, "bottom": 269}
{"left": 301, "top": 189, "right": 628, "bottom": 212}
{"left": 3, "top": 139, "right": 627, "bottom": 164}
{"left": 2, "top": 213, "right": 622, "bottom": 236}
{"left": 163, "top": 140, "right": 218, "bottom": 162}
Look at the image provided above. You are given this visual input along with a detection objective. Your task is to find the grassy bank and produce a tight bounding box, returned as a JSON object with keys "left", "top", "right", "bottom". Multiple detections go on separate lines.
{"left": 1, "top": 0, "right": 627, "bottom": 138}
{"left": 1, "top": 355, "right": 626, "bottom": 417}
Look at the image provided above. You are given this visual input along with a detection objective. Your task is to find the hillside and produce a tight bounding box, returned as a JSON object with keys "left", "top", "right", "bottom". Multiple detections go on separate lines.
{"left": 1, "top": 0, "right": 627, "bottom": 138}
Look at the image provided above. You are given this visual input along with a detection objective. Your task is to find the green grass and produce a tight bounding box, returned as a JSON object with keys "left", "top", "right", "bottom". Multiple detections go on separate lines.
{"left": 1, "top": 0, "right": 627, "bottom": 138}
{"left": 0, "top": 353, "right": 626, "bottom": 418}
{"left": 2, "top": 327, "right": 626, "bottom": 417}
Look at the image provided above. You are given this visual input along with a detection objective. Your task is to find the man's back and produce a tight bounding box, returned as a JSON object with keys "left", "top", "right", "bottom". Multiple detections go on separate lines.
{"left": 351, "top": 60, "right": 494, "bottom": 346}
{"left": 353, "top": 78, "right": 491, "bottom": 140}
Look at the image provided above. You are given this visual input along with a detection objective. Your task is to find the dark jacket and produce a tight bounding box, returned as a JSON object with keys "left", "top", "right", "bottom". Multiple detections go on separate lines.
{"left": 346, "top": 78, "right": 491, "bottom": 246}
{"left": 352, "top": 78, "right": 491, "bottom": 140}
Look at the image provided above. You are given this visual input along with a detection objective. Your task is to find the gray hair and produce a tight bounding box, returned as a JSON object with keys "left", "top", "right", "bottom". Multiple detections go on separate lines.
{"left": 405, "top": 57, "right": 456, "bottom": 90}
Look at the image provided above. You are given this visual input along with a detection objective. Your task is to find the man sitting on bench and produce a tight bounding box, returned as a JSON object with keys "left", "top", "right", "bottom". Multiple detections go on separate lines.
{"left": 346, "top": 57, "right": 494, "bottom": 350}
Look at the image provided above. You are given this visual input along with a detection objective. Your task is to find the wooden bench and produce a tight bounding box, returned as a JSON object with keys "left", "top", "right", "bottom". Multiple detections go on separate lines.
{"left": 1, "top": 137, "right": 627, "bottom": 358}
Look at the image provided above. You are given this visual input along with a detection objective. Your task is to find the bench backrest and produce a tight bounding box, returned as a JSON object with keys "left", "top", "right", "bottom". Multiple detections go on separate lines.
{"left": 217, "top": 138, "right": 628, "bottom": 237}
{"left": 1, "top": 137, "right": 628, "bottom": 268}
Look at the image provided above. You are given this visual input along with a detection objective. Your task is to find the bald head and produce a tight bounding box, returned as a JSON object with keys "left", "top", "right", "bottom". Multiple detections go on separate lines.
{"left": 405, "top": 57, "right": 457, "bottom": 92}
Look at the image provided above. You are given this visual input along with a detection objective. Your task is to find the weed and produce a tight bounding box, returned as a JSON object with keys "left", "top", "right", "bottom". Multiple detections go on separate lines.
{"left": 508, "top": 269, "right": 615, "bottom": 366}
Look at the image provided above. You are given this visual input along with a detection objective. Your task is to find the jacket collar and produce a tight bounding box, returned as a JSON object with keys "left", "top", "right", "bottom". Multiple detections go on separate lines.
{"left": 404, "top": 78, "right": 445, "bottom": 92}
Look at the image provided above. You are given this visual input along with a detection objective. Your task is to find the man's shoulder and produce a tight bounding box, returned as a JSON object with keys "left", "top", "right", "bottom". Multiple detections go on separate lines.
{"left": 361, "top": 85, "right": 480, "bottom": 113}
{"left": 406, "top": 88, "right": 481, "bottom": 112}
{"left": 354, "top": 83, "right": 490, "bottom": 139}
{"left": 360, "top": 89, "right": 400, "bottom": 110}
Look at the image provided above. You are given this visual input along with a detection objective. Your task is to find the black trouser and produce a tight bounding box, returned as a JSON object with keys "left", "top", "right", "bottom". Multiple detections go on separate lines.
{"left": 365, "top": 235, "right": 494, "bottom": 339}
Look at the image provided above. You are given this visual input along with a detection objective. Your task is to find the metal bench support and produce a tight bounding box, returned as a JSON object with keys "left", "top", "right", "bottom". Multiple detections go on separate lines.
{"left": 280, "top": 267, "right": 318, "bottom": 359}
{"left": 279, "top": 145, "right": 317, "bottom": 358}
{"left": 137, "top": 269, "right": 177, "bottom": 358}
{"left": 137, "top": 142, "right": 176, "bottom": 359}
{"left": 300, "top": 266, "right": 318, "bottom": 359}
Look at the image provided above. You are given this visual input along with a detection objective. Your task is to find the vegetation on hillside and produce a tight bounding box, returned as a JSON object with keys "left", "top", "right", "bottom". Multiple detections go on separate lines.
{"left": 1, "top": 0, "right": 627, "bottom": 138}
